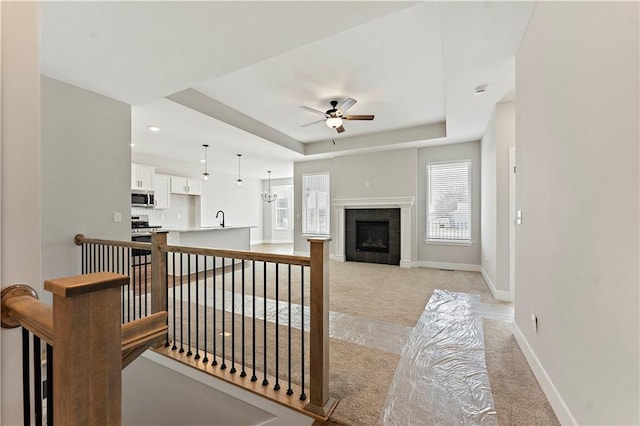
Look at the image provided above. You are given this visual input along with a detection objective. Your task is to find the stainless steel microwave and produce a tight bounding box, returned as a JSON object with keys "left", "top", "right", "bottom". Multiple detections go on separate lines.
{"left": 131, "top": 190, "right": 155, "bottom": 208}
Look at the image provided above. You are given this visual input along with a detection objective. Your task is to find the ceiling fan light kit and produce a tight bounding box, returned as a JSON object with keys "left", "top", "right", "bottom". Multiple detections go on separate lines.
{"left": 300, "top": 97, "right": 374, "bottom": 134}
{"left": 325, "top": 116, "right": 343, "bottom": 129}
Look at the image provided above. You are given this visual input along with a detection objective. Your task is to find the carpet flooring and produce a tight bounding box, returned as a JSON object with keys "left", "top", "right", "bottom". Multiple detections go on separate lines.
{"left": 160, "top": 254, "right": 559, "bottom": 426}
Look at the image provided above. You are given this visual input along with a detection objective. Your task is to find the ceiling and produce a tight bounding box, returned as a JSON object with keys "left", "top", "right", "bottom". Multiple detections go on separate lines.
{"left": 40, "top": 1, "right": 536, "bottom": 179}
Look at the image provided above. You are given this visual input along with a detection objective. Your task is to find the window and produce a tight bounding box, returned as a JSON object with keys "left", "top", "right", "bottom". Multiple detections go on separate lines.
{"left": 302, "top": 173, "right": 330, "bottom": 235}
{"left": 273, "top": 185, "right": 292, "bottom": 230}
{"left": 427, "top": 160, "right": 471, "bottom": 242}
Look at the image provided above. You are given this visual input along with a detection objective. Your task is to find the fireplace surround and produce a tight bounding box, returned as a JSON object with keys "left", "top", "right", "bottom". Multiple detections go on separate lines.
{"left": 346, "top": 209, "right": 399, "bottom": 264}
{"left": 333, "top": 197, "right": 415, "bottom": 268}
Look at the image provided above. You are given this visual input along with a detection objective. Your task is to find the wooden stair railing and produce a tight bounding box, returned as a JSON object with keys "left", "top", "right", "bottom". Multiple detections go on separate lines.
{"left": 1, "top": 272, "right": 168, "bottom": 425}
{"left": 72, "top": 233, "right": 338, "bottom": 421}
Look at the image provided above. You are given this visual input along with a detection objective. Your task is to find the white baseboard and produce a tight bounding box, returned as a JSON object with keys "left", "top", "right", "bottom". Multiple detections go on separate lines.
{"left": 265, "top": 239, "right": 293, "bottom": 244}
{"left": 480, "top": 267, "right": 513, "bottom": 302}
{"left": 293, "top": 250, "right": 309, "bottom": 257}
{"left": 399, "top": 260, "right": 412, "bottom": 268}
{"left": 413, "top": 260, "right": 481, "bottom": 272}
{"left": 512, "top": 324, "right": 577, "bottom": 425}
{"left": 331, "top": 254, "right": 345, "bottom": 262}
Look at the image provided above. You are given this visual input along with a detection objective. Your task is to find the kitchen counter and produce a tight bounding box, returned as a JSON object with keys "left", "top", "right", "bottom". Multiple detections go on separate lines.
{"left": 166, "top": 225, "right": 255, "bottom": 233}
{"left": 165, "top": 226, "right": 256, "bottom": 275}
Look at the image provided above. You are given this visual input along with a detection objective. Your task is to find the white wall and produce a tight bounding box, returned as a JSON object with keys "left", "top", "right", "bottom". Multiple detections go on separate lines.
{"left": 1, "top": 3, "right": 41, "bottom": 424}
{"left": 417, "top": 142, "right": 481, "bottom": 267}
{"left": 480, "top": 101, "right": 515, "bottom": 299}
{"left": 515, "top": 2, "right": 639, "bottom": 424}
{"left": 41, "top": 76, "right": 131, "bottom": 285}
{"left": 134, "top": 154, "right": 264, "bottom": 244}
{"left": 293, "top": 149, "right": 417, "bottom": 255}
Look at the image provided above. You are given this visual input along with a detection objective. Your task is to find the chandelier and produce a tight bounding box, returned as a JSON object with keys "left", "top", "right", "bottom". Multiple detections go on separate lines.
{"left": 260, "top": 171, "right": 277, "bottom": 203}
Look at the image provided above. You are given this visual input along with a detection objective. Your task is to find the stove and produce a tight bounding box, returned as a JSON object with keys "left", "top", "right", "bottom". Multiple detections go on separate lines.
{"left": 131, "top": 215, "right": 161, "bottom": 256}
{"left": 131, "top": 215, "right": 162, "bottom": 235}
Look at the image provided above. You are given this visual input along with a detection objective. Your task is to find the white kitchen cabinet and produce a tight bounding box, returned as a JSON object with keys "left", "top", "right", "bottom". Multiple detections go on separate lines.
{"left": 170, "top": 176, "right": 201, "bottom": 195}
{"left": 153, "top": 174, "right": 171, "bottom": 209}
{"left": 131, "top": 164, "right": 155, "bottom": 190}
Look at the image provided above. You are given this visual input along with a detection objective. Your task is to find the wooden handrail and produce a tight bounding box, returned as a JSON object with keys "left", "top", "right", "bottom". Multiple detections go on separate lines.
{"left": 3, "top": 295, "right": 54, "bottom": 345}
{"left": 74, "top": 233, "right": 310, "bottom": 266}
{"left": 75, "top": 233, "right": 150, "bottom": 250}
{"left": 122, "top": 312, "right": 168, "bottom": 368}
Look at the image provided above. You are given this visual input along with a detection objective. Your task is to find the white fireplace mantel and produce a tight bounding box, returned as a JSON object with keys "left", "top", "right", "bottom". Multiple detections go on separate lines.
{"left": 333, "top": 197, "right": 415, "bottom": 268}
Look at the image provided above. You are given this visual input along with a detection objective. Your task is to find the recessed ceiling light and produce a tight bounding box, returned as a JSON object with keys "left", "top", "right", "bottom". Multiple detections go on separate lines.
{"left": 474, "top": 84, "right": 488, "bottom": 95}
{"left": 130, "top": 143, "right": 135, "bottom": 147}
{"left": 147, "top": 126, "right": 160, "bottom": 132}
{"left": 199, "top": 159, "right": 206, "bottom": 163}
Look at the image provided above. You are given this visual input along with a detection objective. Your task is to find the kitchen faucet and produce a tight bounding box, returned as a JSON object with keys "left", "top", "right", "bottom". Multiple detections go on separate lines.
{"left": 216, "top": 210, "right": 225, "bottom": 228}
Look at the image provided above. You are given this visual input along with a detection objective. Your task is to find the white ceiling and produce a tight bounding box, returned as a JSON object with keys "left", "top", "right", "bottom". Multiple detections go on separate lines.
{"left": 40, "top": 1, "right": 536, "bottom": 179}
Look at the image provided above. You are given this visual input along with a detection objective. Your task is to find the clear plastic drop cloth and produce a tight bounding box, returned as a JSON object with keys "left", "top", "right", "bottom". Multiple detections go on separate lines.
{"left": 170, "top": 282, "right": 411, "bottom": 354}
{"left": 381, "top": 290, "right": 498, "bottom": 425}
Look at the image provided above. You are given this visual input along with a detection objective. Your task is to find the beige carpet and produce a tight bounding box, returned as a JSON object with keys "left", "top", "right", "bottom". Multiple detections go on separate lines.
{"left": 162, "top": 259, "right": 559, "bottom": 425}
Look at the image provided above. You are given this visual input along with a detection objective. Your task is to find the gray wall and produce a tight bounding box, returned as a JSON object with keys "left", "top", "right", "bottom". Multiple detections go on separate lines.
{"left": 293, "top": 145, "right": 482, "bottom": 267}
{"left": 417, "top": 142, "right": 481, "bottom": 266}
{"left": 293, "top": 149, "right": 417, "bottom": 256}
{"left": 481, "top": 101, "right": 515, "bottom": 298}
{"left": 41, "top": 76, "right": 131, "bottom": 287}
{"left": 262, "top": 177, "right": 293, "bottom": 243}
{"left": 1, "top": 3, "right": 42, "bottom": 424}
{"left": 516, "top": 2, "right": 638, "bottom": 424}
{"left": 480, "top": 112, "right": 497, "bottom": 281}
{"left": 293, "top": 158, "right": 333, "bottom": 254}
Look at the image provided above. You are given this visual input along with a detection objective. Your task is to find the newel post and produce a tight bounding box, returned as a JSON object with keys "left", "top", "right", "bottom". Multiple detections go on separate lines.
{"left": 45, "top": 272, "right": 128, "bottom": 426}
{"left": 151, "top": 231, "right": 168, "bottom": 315}
{"left": 305, "top": 238, "right": 338, "bottom": 418}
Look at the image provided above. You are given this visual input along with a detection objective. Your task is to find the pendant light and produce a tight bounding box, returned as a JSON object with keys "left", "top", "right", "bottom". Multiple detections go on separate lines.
{"left": 236, "top": 154, "right": 243, "bottom": 186}
{"left": 260, "top": 171, "right": 277, "bottom": 203}
{"left": 202, "top": 144, "right": 210, "bottom": 181}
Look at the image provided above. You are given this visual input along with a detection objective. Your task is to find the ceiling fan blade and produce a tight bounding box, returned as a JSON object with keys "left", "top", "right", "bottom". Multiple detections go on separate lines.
{"left": 301, "top": 119, "right": 325, "bottom": 128}
{"left": 300, "top": 105, "right": 328, "bottom": 117}
{"left": 344, "top": 114, "right": 375, "bottom": 120}
{"left": 336, "top": 125, "right": 346, "bottom": 134}
{"left": 338, "top": 97, "right": 357, "bottom": 113}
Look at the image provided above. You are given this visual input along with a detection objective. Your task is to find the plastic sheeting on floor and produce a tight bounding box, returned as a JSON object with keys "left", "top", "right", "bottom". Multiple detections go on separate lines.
{"left": 169, "top": 283, "right": 412, "bottom": 355}
{"left": 381, "top": 289, "right": 498, "bottom": 425}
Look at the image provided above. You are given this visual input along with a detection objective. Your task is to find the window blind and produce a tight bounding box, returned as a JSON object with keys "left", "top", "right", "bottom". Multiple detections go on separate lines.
{"left": 274, "top": 186, "right": 292, "bottom": 230}
{"left": 427, "top": 161, "right": 471, "bottom": 241}
{"left": 302, "top": 173, "right": 330, "bottom": 235}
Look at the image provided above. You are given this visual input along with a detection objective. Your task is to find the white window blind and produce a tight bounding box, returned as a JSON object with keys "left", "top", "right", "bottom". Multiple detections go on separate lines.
{"left": 427, "top": 160, "right": 471, "bottom": 241}
{"left": 273, "top": 186, "right": 292, "bottom": 230}
{"left": 302, "top": 173, "right": 330, "bottom": 235}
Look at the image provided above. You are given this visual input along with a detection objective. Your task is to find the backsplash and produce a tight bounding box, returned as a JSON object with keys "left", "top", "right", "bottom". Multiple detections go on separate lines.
{"left": 131, "top": 194, "right": 196, "bottom": 229}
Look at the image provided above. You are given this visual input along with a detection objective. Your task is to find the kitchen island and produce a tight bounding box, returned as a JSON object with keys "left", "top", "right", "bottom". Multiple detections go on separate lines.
{"left": 165, "top": 226, "right": 256, "bottom": 275}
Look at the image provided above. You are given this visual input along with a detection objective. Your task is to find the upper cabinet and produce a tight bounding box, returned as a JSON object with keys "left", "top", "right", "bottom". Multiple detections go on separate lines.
{"left": 153, "top": 174, "right": 171, "bottom": 209}
{"left": 131, "top": 163, "right": 155, "bottom": 191}
{"left": 170, "top": 177, "right": 202, "bottom": 196}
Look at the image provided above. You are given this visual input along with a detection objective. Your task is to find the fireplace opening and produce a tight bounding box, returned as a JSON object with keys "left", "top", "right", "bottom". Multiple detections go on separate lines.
{"left": 356, "top": 221, "right": 389, "bottom": 253}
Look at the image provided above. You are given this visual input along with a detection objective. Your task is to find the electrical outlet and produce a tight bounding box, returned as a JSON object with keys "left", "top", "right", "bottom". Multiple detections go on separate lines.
{"left": 531, "top": 314, "right": 538, "bottom": 333}
{"left": 113, "top": 212, "right": 121, "bottom": 223}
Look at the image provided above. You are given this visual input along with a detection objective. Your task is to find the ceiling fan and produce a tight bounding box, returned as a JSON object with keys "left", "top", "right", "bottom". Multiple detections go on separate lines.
{"left": 300, "top": 98, "right": 374, "bottom": 134}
